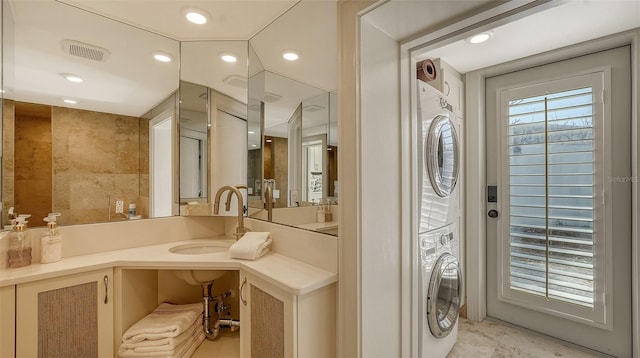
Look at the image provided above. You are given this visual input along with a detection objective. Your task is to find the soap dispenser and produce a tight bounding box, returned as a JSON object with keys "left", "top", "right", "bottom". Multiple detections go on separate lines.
{"left": 41, "top": 213, "right": 62, "bottom": 264}
{"left": 7, "top": 214, "right": 32, "bottom": 268}
{"left": 316, "top": 202, "right": 325, "bottom": 223}
{"left": 4, "top": 207, "right": 16, "bottom": 230}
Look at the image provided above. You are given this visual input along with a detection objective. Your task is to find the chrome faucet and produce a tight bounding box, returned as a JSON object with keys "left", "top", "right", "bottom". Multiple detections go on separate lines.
{"left": 213, "top": 185, "right": 249, "bottom": 240}
{"left": 264, "top": 180, "right": 274, "bottom": 222}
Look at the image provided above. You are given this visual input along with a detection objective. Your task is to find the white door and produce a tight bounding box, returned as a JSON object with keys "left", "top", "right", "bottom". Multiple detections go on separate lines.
{"left": 486, "top": 46, "right": 631, "bottom": 357}
{"left": 150, "top": 110, "right": 174, "bottom": 217}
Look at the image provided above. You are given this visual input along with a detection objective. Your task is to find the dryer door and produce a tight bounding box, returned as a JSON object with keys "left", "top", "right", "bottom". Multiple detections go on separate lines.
{"left": 427, "top": 252, "right": 462, "bottom": 338}
{"left": 425, "top": 115, "right": 459, "bottom": 197}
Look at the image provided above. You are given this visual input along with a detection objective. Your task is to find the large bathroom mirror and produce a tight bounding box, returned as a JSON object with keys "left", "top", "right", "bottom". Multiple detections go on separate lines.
{"left": 1, "top": 0, "right": 180, "bottom": 227}
{"left": 179, "top": 41, "right": 248, "bottom": 217}
{"left": 246, "top": 0, "right": 339, "bottom": 235}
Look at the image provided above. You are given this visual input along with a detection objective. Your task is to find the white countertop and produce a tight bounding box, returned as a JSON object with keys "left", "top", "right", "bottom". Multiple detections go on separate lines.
{"left": 0, "top": 237, "right": 336, "bottom": 296}
{"left": 295, "top": 221, "right": 338, "bottom": 231}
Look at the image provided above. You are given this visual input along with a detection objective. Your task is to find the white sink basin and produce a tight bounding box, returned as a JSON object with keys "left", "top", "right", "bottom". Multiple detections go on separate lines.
{"left": 173, "top": 270, "right": 227, "bottom": 285}
{"left": 168, "top": 242, "right": 228, "bottom": 255}
{"left": 168, "top": 241, "right": 230, "bottom": 285}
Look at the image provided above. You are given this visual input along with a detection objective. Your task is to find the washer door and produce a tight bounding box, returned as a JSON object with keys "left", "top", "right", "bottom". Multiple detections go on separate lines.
{"left": 425, "top": 115, "right": 459, "bottom": 197}
{"left": 427, "top": 252, "right": 462, "bottom": 338}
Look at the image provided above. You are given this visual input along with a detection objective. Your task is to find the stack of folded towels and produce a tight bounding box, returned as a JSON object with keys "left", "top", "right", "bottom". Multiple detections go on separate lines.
{"left": 118, "top": 302, "right": 205, "bottom": 358}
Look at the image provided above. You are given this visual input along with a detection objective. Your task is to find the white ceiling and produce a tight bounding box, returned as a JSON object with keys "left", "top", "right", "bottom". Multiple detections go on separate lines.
{"left": 5, "top": 0, "right": 638, "bottom": 122}
{"left": 59, "top": 0, "right": 299, "bottom": 41}
{"left": 8, "top": 0, "right": 180, "bottom": 116}
{"left": 366, "top": 0, "right": 640, "bottom": 74}
{"left": 5, "top": 0, "right": 338, "bottom": 120}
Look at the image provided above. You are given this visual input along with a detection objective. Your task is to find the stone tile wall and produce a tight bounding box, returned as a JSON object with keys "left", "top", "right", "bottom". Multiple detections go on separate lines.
{"left": 2, "top": 100, "right": 149, "bottom": 227}
{"left": 52, "top": 106, "right": 145, "bottom": 225}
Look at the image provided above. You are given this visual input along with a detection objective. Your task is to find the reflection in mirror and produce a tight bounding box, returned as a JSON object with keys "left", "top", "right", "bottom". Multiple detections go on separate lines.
{"left": 247, "top": 43, "right": 264, "bottom": 210}
{"left": 247, "top": 0, "right": 338, "bottom": 235}
{"left": 247, "top": 71, "right": 339, "bottom": 232}
{"left": 179, "top": 81, "right": 208, "bottom": 203}
{"left": 2, "top": 0, "right": 179, "bottom": 227}
{"left": 179, "top": 41, "right": 248, "bottom": 217}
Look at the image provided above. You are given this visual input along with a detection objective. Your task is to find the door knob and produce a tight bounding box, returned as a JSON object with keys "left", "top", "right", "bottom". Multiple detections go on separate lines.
{"left": 488, "top": 209, "right": 499, "bottom": 218}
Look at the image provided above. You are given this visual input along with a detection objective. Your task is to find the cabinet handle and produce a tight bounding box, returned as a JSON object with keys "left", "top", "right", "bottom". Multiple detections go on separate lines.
{"left": 103, "top": 275, "right": 109, "bottom": 304}
{"left": 240, "top": 277, "right": 247, "bottom": 306}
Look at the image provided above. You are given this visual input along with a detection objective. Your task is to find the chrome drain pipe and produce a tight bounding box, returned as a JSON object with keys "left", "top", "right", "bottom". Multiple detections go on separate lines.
{"left": 201, "top": 283, "right": 240, "bottom": 340}
{"left": 201, "top": 283, "right": 220, "bottom": 340}
{"left": 219, "top": 319, "right": 241, "bottom": 332}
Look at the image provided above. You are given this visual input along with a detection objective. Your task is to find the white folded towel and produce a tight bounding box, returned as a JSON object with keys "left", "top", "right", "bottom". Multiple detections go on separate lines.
{"left": 119, "top": 318, "right": 205, "bottom": 358}
{"left": 122, "top": 303, "right": 203, "bottom": 344}
{"left": 229, "top": 232, "right": 272, "bottom": 260}
{"left": 120, "top": 318, "right": 200, "bottom": 352}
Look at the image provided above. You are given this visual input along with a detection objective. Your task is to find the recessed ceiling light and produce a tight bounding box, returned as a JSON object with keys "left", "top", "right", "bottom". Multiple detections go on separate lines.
{"left": 266, "top": 139, "right": 272, "bottom": 143}
{"left": 282, "top": 50, "right": 300, "bottom": 61}
{"left": 61, "top": 73, "right": 84, "bottom": 83}
{"left": 63, "top": 99, "right": 77, "bottom": 104}
{"left": 185, "top": 9, "right": 208, "bottom": 24}
{"left": 248, "top": 131, "right": 255, "bottom": 134}
{"left": 466, "top": 31, "right": 494, "bottom": 44}
{"left": 153, "top": 52, "right": 172, "bottom": 63}
{"left": 220, "top": 53, "right": 238, "bottom": 63}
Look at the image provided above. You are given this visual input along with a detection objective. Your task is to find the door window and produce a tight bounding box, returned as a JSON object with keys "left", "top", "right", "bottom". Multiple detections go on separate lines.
{"left": 498, "top": 71, "right": 608, "bottom": 324}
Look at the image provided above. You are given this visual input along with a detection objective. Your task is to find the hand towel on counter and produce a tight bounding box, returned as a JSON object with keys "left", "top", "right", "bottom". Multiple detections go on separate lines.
{"left": 122, "top": 303, "right": 203, "bottom": 343}
{"left": 229, "top": 231, "right": 272, "bottom": 260}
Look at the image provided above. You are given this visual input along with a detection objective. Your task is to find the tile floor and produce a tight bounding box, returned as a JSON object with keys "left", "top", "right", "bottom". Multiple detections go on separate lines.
{"left": 448, "top": 317, "right": 609, "bottom": 358}
{"left": 192, "top": 318, "right": 609, "bottom": 357}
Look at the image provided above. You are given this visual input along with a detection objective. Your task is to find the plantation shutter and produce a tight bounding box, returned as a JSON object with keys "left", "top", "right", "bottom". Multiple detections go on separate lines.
{"left": 504, "top": 76, "right": 603, "bottom": 310}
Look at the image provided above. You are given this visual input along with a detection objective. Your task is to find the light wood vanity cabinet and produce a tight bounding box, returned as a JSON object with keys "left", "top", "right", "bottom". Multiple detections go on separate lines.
{"left": 16, "top": 268, "right": 114, "bottom": 357}
{"left": 240, "top": 271, "right": 336, "bottom": 358}
{"left": 0, "top": 285, "right": 16, "bottom": 358}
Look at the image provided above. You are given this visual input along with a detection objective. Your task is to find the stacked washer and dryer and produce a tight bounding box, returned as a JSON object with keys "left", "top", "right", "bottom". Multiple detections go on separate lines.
{"left": 416, "top": 59, "right": 463, "bottom": 357}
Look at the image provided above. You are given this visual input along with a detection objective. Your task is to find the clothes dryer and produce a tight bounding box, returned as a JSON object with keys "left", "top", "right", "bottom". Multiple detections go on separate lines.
{"left": 417, "top": 80, "right": 461, "bottom": 234}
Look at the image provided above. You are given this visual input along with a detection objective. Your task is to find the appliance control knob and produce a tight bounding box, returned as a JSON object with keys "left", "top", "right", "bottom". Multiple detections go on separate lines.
{"left": 440, "top": 233, "right": 451, "bottom": 246}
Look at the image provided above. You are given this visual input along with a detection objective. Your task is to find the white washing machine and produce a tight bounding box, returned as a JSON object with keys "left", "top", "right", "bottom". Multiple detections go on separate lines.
{"left": 417, "top": 80, "right": 461, "bottom": 234}
{"left": 416, "top": 75, "right": 463, "bottom": 357}
{"left": 418, "top": 223, "right": 462, "bottom": 357}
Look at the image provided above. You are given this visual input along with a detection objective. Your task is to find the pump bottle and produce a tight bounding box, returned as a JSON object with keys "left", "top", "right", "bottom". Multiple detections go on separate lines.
{"left": 7, "top": 214, "right": 32, "bottom": 268}
{"left": 41, "top": 213, "right": 62, "bottom": 264}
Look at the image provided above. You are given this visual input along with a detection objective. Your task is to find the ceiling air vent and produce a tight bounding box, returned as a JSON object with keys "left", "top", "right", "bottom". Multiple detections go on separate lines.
{"left": 223, "top": 75, "right": 247, "bottom": 88}
{"left": 303, "top": 104, "right": 325, "bottom": 112}
{"left": 62, "top": 39, "right": 110, "bottom": 62}
{"left": 263, "top": 92, "right": 282, "bottom": 103}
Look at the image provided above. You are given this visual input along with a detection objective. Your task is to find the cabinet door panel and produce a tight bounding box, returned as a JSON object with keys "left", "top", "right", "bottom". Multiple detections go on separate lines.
{"left": 16, "top": 268, "right": 114, "bottom": 358}
{"left": 250, "top": 285, "right": 284, "bottom": 357}
{"left": 0, "top": 285, "right": 16, "bottom": 358}
{"left": 38, "top": 281, "right": 98, "bottom": 357}
{"left": 240, "top": 272, "right": 295, "bottom": 358}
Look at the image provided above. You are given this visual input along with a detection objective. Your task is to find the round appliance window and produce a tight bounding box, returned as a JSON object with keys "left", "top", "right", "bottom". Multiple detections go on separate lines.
{"left": 425, "top": 115, "right": 459, "bottom": 197}
{"left": 426, "top": 253, "right": 462, "bottom": 338}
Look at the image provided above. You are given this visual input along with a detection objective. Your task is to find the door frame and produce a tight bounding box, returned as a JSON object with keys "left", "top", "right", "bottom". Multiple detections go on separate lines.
{"left": 464, "top": 30, "right": 640, "bottom": 356}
